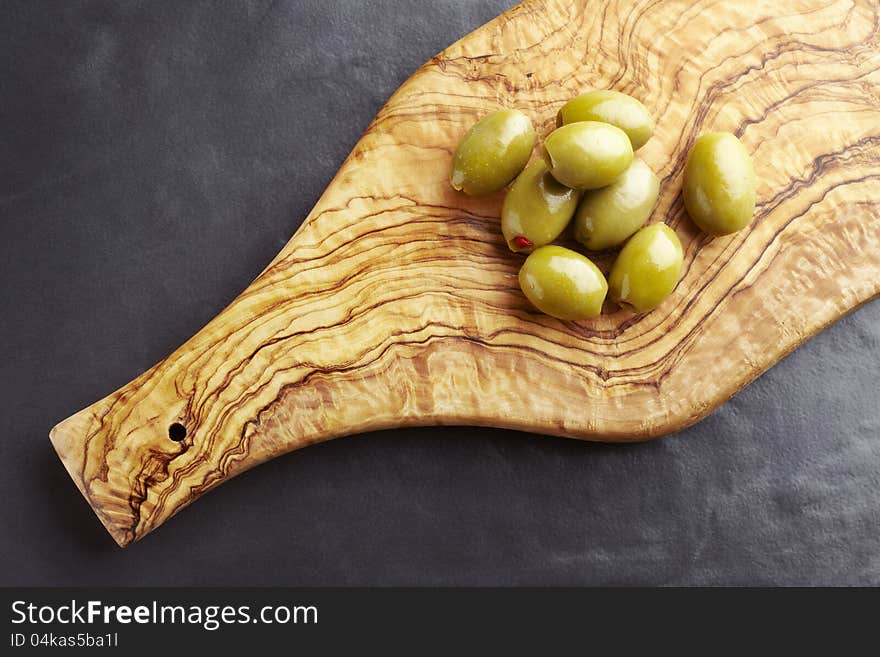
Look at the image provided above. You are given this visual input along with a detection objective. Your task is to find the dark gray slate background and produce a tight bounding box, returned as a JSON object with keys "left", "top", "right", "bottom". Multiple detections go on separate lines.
{"left": 2, "top": 0, "right": 878, "bottom": 586}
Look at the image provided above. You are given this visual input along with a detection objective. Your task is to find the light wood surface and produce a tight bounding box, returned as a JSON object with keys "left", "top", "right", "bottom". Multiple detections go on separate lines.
{"left": 50, "top": 0, "right": 880, "bottom": 546}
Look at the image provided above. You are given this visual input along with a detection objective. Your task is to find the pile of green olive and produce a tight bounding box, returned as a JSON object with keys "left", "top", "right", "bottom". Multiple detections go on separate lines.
{"left": 450, "top": 91, "right": 756, "bottom": 321}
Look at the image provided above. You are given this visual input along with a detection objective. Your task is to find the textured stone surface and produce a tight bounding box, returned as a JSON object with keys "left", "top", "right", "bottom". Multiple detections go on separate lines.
{"left": 1, "top": 0, "right": 878, "bottom": 585}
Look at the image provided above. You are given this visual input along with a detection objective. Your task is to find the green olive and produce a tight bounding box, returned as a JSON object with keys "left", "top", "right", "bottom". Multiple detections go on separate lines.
{"left": 556, "top": 90, "right": 654, "bottom": 150}
{"left": 682, "top": 132, "right": 756, "bottom": 236}
{"left": 542, "top": 121, "right": 633, "bottom": 190}
{"left": 501, "top": 162, "right": 581, "bottom": 253}
{"left": 450, "top": 109, "right": 536, "bottom": 196}
{"left": 518, "top": 245, "right": 608, "bottom": 320}
{"left": 608, "top": 224, "right": 683, "bottom": 313}
{"left": 573, "top": 158, "right": 659, "bottom": 251}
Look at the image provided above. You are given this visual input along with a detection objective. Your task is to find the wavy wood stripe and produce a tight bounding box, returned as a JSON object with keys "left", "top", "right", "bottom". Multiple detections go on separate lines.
{"left": 50, "top": 0, "right": 880, "bottom": 546}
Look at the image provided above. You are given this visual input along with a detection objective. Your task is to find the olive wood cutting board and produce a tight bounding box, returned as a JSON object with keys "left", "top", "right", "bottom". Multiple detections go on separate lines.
{"left": 50, "top": 0, "right": 880, "bottom": 546}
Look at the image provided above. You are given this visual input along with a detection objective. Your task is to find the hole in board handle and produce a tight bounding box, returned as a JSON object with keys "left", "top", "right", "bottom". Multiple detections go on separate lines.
{"left": 168, "top": 423, "right": 187, "bottom": 442}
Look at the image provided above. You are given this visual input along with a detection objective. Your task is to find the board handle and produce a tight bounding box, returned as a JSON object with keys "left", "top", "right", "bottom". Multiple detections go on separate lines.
{"left": 48, "top": 243, "right": 404, "bottom": 547}
{"left": 49, "top": 308, "right": 294, "bottom": 546}
{"left": 50, "top": 360, "right": 193, "bottom": 547}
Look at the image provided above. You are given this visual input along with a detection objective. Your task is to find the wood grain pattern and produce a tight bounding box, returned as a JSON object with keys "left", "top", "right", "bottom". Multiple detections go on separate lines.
{"left": 50, "top": 0, "right": 880, "bottom": 547}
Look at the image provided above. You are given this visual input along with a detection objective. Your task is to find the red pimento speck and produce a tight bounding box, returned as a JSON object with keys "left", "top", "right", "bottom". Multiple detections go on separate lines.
{"left": 512, "top": 235, "right": 533, "bottom": 249}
